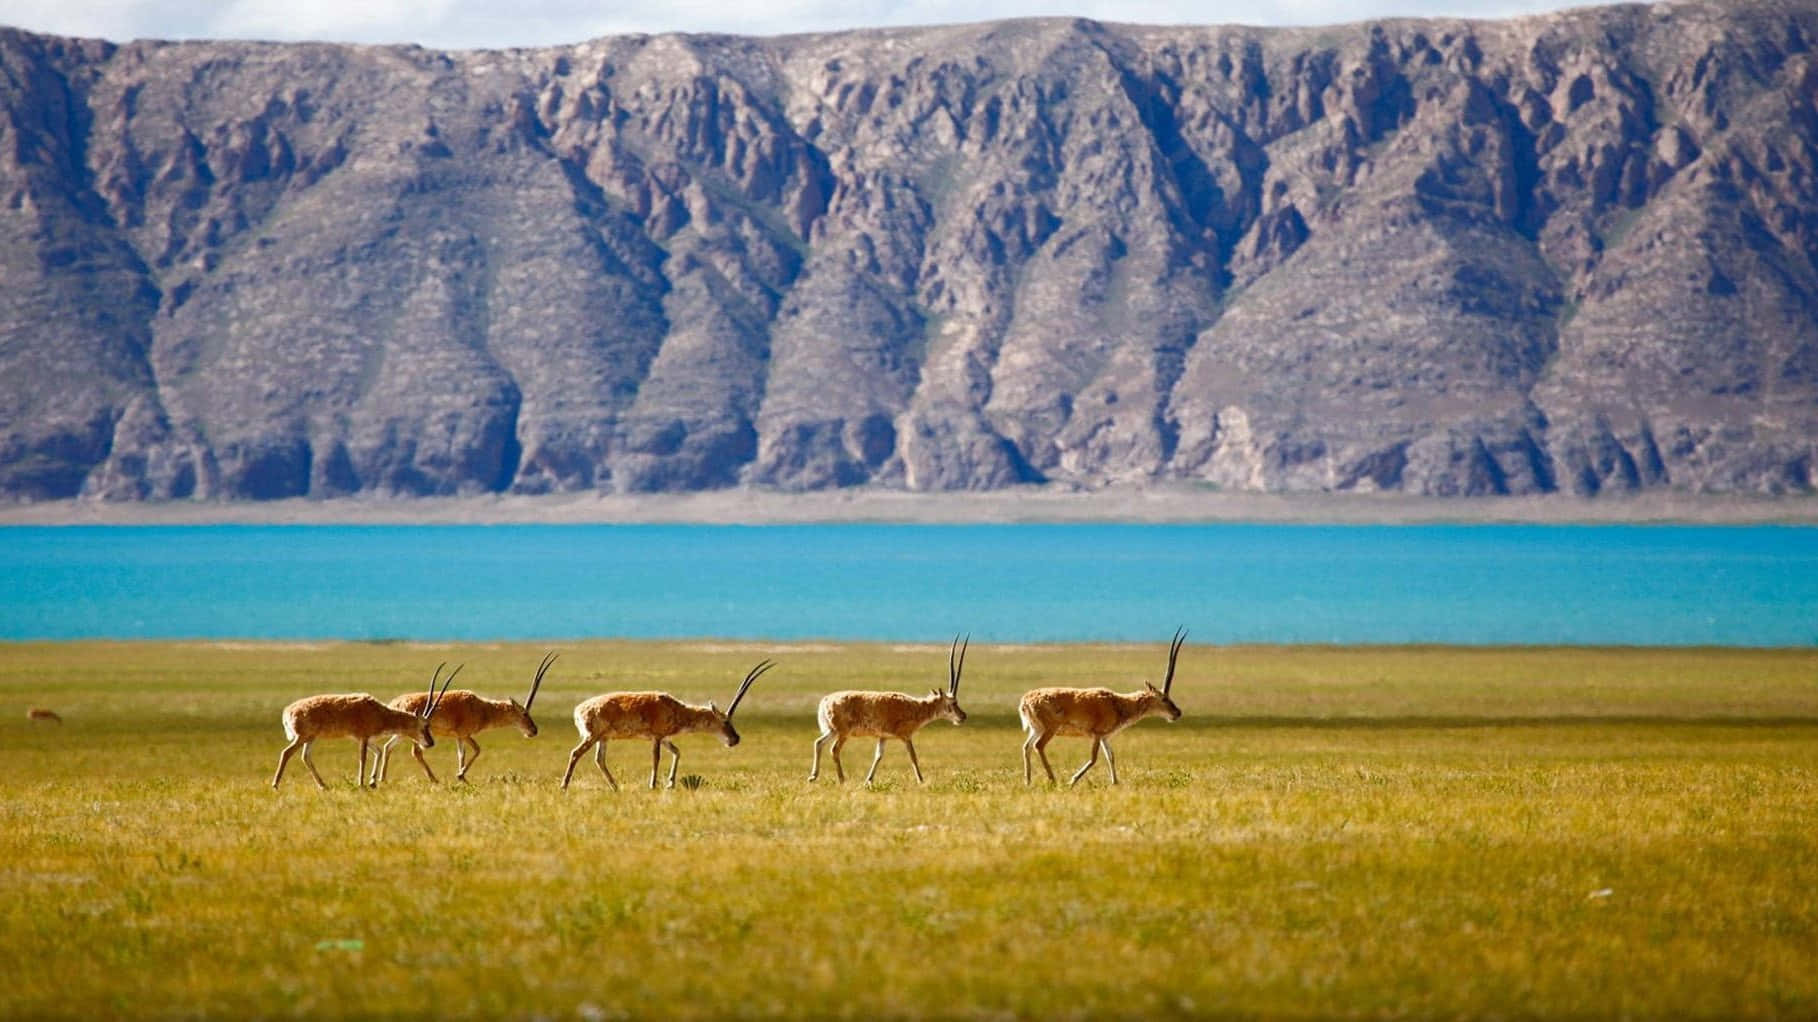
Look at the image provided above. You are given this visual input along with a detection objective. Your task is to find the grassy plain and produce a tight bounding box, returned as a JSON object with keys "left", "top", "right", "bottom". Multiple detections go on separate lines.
{"left": 1, "top": 641, "right": 1815, "bottom": 1019}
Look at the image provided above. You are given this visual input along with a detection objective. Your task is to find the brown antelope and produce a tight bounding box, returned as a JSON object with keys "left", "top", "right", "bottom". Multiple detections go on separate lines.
{"left": 27, "top": 707, "right": 62, "bottom": 724}
{"left": 271, "top": 663, "right": 457, "bottom": 790}
{"left": 1020, "top": 628, "right": 1186, "bottom": 787}
{"left": 371, "top": 651, "right": 557, "bottom": 785}
{"left": 810, "top": 635, "right": 969, "bottom": 785}
{"left": 560, "top": 659, "right": 773, "bottom": 791}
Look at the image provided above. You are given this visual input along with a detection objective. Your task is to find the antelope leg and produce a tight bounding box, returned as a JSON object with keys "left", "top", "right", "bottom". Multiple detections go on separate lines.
{"left": 594, "top": 741, "right": 619, "bottom": 791}
{"left": 1102, "top": 739, "right": 1118, "bottom": 785}
{"left": 903, "top": 737, "right": 925, "bottom": 784}
{"left": 1034, "top": 732, "right": 1058, "bottom": 786}
{"left": 300, "top": 740, "right": 327, "bottom": 789}
{"left": 830, "top": 735, "right": 848, "bottom": 784}
{"left": 809, "top": 731, "right": 834, "bottom": 782}
{"left": 457, "top": 736, "right": 481, "bottom": 781}
{"left": 864, "top": 738, "right": 887, "bottom": 785}
{"left": 560, "top": 737, "right": 595, "bottom": 790}
{"left": 664, "top": 740, "right": 682, "bottom": 788}
{"left": 1069, "top": 739, "right": 1101, "bottom": 787}
{"left": 410, "top": 742, "right": 440, "bottom": 784}
{"left": 273, "top": 737, "right": 303, "bottom": 789}
{"left": 371, "top": 737, "right": 394, "bottom": 786}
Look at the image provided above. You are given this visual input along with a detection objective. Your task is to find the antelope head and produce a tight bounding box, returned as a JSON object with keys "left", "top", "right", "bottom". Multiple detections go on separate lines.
{"left": 713, "top": 659, "right": 773, "bottom": 747}
{"left": 416, "top": 662, "right": 460, "bottom": 747}
{"left": 929, "top": 634, "right": 969, "bottom": 725}
{"left": 512, "top": 650, "right": 557, "bottom": 738}
{"left": 1143, "top": 627, "right": 1187, "bottom": 721}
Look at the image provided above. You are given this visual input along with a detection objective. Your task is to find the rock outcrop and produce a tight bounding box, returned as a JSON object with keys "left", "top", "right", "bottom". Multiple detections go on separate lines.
{"left": 2, "top": 0, "right": 1815, "bottom": 500}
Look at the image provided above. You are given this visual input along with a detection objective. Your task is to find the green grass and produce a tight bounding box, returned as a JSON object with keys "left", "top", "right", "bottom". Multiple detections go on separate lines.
{"left": 3, "top": 641, "right": 1817, "bottom": 1019}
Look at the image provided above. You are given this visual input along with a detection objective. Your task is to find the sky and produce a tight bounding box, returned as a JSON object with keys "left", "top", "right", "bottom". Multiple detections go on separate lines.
{"left": 1, "top": 0, "right": 1624, "bottom": 49}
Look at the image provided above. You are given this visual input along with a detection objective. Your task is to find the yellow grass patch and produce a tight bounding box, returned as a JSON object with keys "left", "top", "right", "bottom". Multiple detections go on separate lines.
{"left": 2, "top": 641, "right": 1815, "bottom": 1018}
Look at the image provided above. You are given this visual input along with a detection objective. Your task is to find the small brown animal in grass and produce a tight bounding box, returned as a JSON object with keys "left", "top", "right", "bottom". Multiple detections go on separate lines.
{"left": 371, "top": 651, "right": 556, "bottom": 785}
{"left": 271, "top": 663, "right": 456, "bottom": 790}
{"left": 810, "top": 635, "right": 969, "bottom": 785}
{"left": 560, "top": 659, "right": 772, "bottom": 790}
{"left": 1019, "top": 628, "right": 1186, "bottom": 787}
{"left": 27, "top": 707, "right": 62, "bottom": 724}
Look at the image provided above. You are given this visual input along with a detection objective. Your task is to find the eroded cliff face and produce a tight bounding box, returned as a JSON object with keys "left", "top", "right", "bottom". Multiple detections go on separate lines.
{"left": 2, "top": 1, "right": 1815, "bottom": 501}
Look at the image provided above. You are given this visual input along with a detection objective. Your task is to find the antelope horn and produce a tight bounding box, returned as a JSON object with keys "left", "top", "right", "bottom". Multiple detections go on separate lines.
{"left": 526, "top": 650, "right": 558, "bottom": 711}
{"left": 424, "top": 662, "right": 447, "bottom": 715}
{"left": 1162, "top": 627, "right": 1187, "bottom": 696}
{"left": 725, "top": 659, "right": 773, "bottom": 720}
{"left": 427, "top": 662, "right": 461, "bottom": 717}
{"left": 948, "top": 634, "right": 969, "bottom": 697}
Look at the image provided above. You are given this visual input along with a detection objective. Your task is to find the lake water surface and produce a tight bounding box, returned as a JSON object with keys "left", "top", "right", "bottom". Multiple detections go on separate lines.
{"left": 1, "top": 524, "right": 1813, "bottom": 645}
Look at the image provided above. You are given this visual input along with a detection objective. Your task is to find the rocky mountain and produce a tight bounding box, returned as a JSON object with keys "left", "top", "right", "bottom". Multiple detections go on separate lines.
{"left": 2, "top": 0, "right": 1815, "bottom": 501}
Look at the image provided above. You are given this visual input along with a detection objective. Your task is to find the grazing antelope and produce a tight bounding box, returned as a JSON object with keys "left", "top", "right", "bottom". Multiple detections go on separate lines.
{"left": 370, "top": 651, "right": 558, "bottom": 785}
{"left": 810, "top": 635, "right": 969, "bottom": 785}
{"left": 1020, "top": 628, "right": 1186, "bottom": 787}
{"left": 27, "top": 707, "right": 62, "bottom": 724}
{"left": 272, "top": 663, "right": 457, "bottom": 790}
{"left": 561, "top": 659, "right": 773, "bottom": 791}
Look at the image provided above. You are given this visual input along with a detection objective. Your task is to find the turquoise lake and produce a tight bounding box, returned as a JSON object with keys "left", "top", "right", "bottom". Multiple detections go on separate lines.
{"left": 0, "top": 524, "right": 1813, "bottom": 645}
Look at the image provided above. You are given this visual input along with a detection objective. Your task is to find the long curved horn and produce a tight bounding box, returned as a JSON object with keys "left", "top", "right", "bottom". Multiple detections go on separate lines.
{"left": 1162, "top": 627, "right": 1187, "bottom": 696}
{"left": 525, "top": 650, "right": 558, "bottom": 711}
{"left": 725, "top": 659, "right": 773, "bottom": 720}
{"left": 423, "top": 662, "right": 447, "bottom": 717}
{"left": 948, "top": 634, "right": 969, "bottom": 697}
{"left": 427, "top": 662, "right": 461, "bottom": 717}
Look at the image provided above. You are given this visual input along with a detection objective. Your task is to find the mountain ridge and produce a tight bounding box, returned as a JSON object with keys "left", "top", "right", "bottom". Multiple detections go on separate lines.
{"left": 2, "top": 0, "right": 1815, "bottom": 502}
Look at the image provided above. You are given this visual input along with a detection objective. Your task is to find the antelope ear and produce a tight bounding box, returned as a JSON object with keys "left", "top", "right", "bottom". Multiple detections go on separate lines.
{"left": 931, "top": 688, "right": 942, "bottom": 697}
{"left": 708, "top": 700, "right": 720, "bottom": 713}
{"left": 1145, "top": 681, "right": 1161, "bottom": 693}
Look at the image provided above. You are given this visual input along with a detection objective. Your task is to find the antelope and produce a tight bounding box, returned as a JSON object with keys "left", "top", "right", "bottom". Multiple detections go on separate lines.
{"left": 27, "top": 707, "right": 62, "bottom": 724}
{"left": 1020, "top": 628, "right": 1186, "bottom": 787}
{"left": 272, "top": 663, "right": 457, "bottom": 790}
{"left": 809, "top": 635, "right": 969, "bottom": 785}
{"left": 370, "top": 651, "right": 557, "bottom": 785}
{"left": 560, "top": 659, "right": 773, "bottom": 791}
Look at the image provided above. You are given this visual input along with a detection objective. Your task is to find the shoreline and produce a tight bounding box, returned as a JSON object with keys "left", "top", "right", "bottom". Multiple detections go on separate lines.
{"left": 4, "top": 638, "right": 1812, "bottom": 651}
{"left": 2, "top": 485, "right": 1817, "bottom": 526}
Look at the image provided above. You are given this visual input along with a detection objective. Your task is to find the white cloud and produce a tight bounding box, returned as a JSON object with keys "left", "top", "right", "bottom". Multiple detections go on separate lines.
{"left": 1, "top": 0, "right": 1641, "bottom": 48}
{"left": 209, "top": 0, "right": 463, "bottom": 43}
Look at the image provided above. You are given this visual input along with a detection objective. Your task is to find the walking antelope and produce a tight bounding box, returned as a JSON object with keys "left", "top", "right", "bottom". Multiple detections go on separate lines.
{"left": 371, "top": 651, "right": 557, "bottom": 785}
{"left": 1019, "top": 628, "right": 1186, "bottom": 787}
{"left": 810, "top": 635, "right": 969, "bottom": 785}
{"left": 560, "top": 659, "right": 773, "bottom": 790}
{"left": 272, "top": 664, "right": 457, "bottom": 790}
